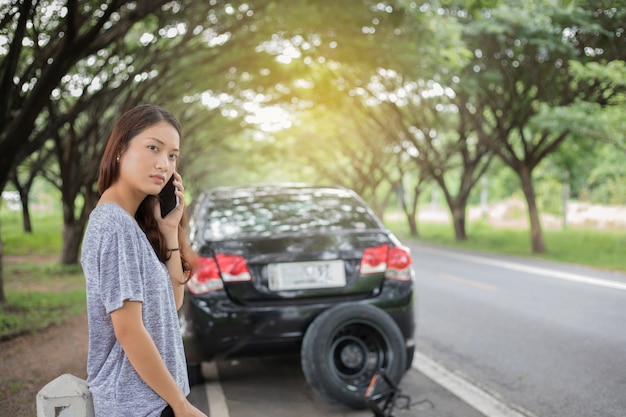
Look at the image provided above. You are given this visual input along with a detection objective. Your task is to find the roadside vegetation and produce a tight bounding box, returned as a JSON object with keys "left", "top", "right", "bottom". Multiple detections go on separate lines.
{"left": 1, "top": 1, "right": 625, "bottom": 312}
{"left": 0, "top": 264, "right": 85, "bottom": 340}
{"left": 0, "top": 208, "right": 85, "bottom": 341}
{"left": 2, "top": 202, "right": 626, "bottom": 341}
{"left": 386, "top": 217, "right": 626, "bottom": 273}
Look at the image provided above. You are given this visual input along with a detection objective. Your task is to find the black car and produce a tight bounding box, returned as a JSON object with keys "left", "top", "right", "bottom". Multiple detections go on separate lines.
{"left": 180, "top": 184, "right": 416, "bottom": 409}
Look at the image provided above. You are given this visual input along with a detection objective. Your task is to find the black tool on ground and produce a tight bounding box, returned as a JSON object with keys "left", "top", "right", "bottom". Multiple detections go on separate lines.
{"left": 365, "top": 370, "right": 410, "bottom": 417}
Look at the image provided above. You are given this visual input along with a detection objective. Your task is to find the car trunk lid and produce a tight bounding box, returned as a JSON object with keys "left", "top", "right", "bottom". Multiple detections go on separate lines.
{"left": 197, "top": 230, "right": 391, "bottom": 303}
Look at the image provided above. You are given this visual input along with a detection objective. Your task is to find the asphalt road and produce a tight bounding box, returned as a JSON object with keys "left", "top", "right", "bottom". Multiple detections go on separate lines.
{"left": 410, "top": 243, "right": 626, "bottom": 417}
{"left": 188, "top": 355, "right": 488, "bottom": 417}
{"left": 188, "top": 242, "right": 626, "bottom": 417}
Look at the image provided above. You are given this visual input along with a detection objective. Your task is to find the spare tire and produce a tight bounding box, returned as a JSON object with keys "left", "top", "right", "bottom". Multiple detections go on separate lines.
{"left": 300, "top": 303, "right": 407, "bottom": 409}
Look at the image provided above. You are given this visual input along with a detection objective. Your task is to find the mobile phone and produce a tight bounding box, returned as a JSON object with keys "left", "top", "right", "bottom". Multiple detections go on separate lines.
{"left": 159, "top": 175, "right": 179, "bottom": 218}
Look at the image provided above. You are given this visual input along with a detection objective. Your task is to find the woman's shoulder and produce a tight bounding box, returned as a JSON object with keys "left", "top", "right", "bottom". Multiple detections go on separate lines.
{"left": 91, "top": 202, "right": 133, "bottom": 220}
{"left": 87, "top": 203, "right": 136, "bottom": 233}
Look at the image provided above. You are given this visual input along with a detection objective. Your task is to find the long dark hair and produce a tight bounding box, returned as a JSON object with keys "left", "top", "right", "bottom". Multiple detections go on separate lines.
{"left": 98, "top": 104, "right": 197, "bottom": 279}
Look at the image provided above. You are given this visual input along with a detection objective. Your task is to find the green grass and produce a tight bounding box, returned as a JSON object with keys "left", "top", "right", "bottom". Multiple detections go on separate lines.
{"left": 1, "top": 206, "right": 85, "bottom": 340}
{"left": 0, "top": 287, "right": 85, "bottom": 340}
{"left": 1, "top": 208, "right": 62, "bottom": 255}
{"left": 385, "top": 217, "right": 626, "bottom": 272}
{"left": 0, "top": 262, "right": 85, "bottom": 340}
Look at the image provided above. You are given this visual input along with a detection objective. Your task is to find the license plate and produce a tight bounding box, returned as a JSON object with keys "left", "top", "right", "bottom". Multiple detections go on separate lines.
{"left": 268, "top": 260, "right": 346, "bottom": 291}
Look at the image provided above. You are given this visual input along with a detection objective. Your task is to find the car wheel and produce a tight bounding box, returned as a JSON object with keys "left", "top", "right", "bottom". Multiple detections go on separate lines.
{"left": 300, "top": 303, "right": 407, "bottom": 409}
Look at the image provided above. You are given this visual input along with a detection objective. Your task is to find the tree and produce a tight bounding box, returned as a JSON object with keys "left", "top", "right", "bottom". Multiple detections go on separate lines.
{"left": 456, "top": 0, "right": 625, "bottom": 253}
{"left": 0, "top": 0, "right": 190, "bottom": 304}
{"left": 45, "top": 1, "right": 228, "bottom": 264}
{"left": 280, "top": 99, "right": 406, "bottom": 218}
{"left": 367, "top": 72, "right": 493, "bottom": 241}
{"left": 9, "top": 146, "right": 54, "bottom": 233}
{"left": 313, "top": 3, "right": 483, "bottom": 240}
{"left": 217, "top": 0, "right": 455, "bottom": 221}
{"left": 48, "top": 95, "right": 123, "bottom": 265}
{"left": 325, "top": 3, "right": 483, "bottom": 239}
{"left": 531, "top": 59, "right": 626, "bottom": 206}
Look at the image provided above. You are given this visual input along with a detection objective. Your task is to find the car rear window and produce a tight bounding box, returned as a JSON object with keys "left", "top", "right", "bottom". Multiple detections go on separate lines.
{"left": 200, "top": 189, "right": 380, "bottom": 240}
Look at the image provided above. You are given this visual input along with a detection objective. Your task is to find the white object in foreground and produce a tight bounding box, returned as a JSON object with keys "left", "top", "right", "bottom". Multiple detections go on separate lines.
{"left": 36, "top": 374, "right": 94, "bottom": 417}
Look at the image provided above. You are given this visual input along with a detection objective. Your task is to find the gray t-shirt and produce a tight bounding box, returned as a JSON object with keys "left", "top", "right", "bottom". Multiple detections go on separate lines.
{"left": 81, "top": 203, "right": 189, "bottom": 417}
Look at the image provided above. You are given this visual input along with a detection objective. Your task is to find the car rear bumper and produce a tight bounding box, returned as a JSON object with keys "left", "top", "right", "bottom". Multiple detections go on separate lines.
{"left": 179, "top": 281, "right": 415, "bottom": 363}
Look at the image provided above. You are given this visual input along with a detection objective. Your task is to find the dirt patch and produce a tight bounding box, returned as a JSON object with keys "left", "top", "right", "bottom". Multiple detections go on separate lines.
{"left": 1, "top": 254, "right": 87, "bottom": 416}
{"left": 4, "top": 254, "right": 59, "bottom": 265}
{"left": 0, "top": 313, "right": 88, "bottom": 417}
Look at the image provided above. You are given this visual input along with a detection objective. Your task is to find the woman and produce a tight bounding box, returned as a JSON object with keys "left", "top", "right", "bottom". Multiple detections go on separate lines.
{"left": 81, "top": 105, "right": 207, "bottom": 417}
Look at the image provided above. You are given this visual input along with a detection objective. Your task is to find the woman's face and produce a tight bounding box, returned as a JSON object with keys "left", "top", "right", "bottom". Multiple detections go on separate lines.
{"left": 118, "top": 121, "right": 180, "bottom": 197}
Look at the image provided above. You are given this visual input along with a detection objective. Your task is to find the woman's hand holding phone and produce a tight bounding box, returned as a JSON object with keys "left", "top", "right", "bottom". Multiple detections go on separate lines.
{"left": 156, "top": 171, "right": 184, "bottom": 226}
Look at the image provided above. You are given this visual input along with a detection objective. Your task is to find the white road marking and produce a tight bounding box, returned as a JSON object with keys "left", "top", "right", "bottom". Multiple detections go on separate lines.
{"left": 202, "top": 362, "right": 231, "bottom": 417}
{"left": 413, "top": 351, "right": 538, "bottom": 417}
{"left": 201, "top": 353, "right": 537, "bottom": 417}
{"left": 419, "top": 246, "right": 626, "bottom": 291}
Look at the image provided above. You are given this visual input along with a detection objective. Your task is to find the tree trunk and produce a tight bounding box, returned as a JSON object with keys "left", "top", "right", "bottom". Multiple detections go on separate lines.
{"left": 61, "top": 221, "right": 83, "bottom": 265}
{"left": 60, "top": 190, "right": 98, "bottom": 265}
{"left": 0, "top": 225, "right": 5, "bottom": 306}
{"left": 20, "top": 191, "right": 32, "bottom": 233}
{"left": 398, "top": 184, "right": 420, "bottom": 237}
{"left": 0, "top": 177, "right": 7, "bottom": 305}
{"left": 440, "top": 185, "right": 469, "bottom": 242}
{"left": 61, "top": 199, "right": 81, "bottom": 265}
{"left": 451, "top": 205, "right": 467, "bottom": 241}
{"left": 406, "top": 214, "right": 418, "bottom": 236}
{"left": 519, "top": 166, "right": 546, "bottom": 254}
{"left": 11, "top": 165, "right": 36, "bottom": 233}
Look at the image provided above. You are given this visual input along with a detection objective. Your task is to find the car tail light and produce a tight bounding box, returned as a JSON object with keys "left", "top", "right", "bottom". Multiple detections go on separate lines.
{"left": 360, "top": 244, "right": 389, "bottom": 274}
{"left": 385, "top": 245, "right": 413, "bottom": 281}
{"left": 187, "top": 256, "right": 223, "bottom": 295}
{"left": 187, "top": 254, "right": 252, "bottom": 295}
{"left": 215, "top": 254, "right": 252, "bottom": 282}
{"left": 359, "top": 244, "right": 413, "bottom": 281}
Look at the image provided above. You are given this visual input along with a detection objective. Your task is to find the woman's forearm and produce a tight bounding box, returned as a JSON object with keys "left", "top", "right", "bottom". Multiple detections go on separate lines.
{"left": 111, "top": 301, "right": 187, "bottom": 409}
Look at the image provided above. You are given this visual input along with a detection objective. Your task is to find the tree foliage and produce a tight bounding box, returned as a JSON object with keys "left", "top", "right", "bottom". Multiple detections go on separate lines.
{"left": 1, "top": 0, "right": 626, "bottom": 304}
{"left": 0, "top": 0, "right": 188, "bottom": 304}
{"left": 450, "top": 0, "right": 626, "bottom": 253}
